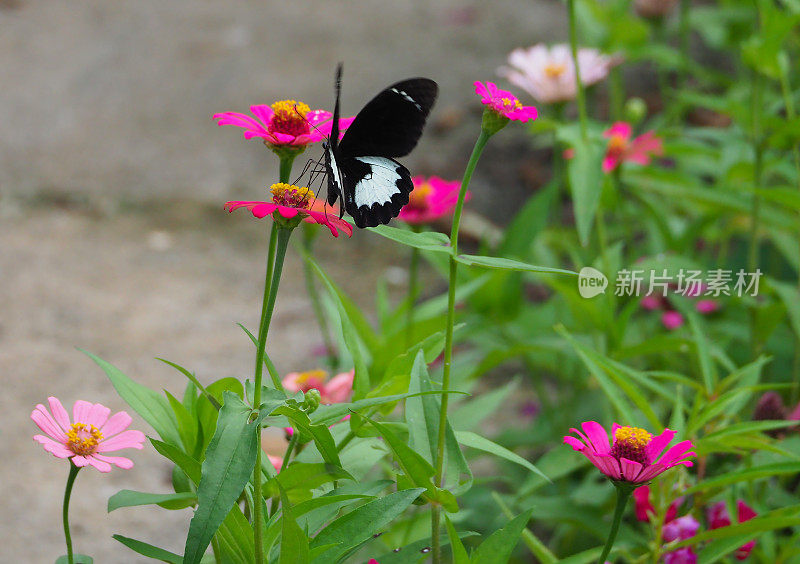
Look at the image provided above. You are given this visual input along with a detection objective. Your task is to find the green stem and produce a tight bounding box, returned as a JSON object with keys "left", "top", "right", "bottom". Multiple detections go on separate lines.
{"left": 597, "top": 484, "right": 633, "bottom": 564}
{"left": 405, "top": 225, "right": 422, "bottom": 349}
{"left": 609, "top": 66, "right": 624, "bottom": 122}
{"left": 302, "top": 226, "right": 338, "bottom": 368}
{"left": 568, "top": 0, "right": 588, "bottom": 140}
{"left": 252, "top": 227, "right": 292, "bottom": 564}
{"left": 62, "top": 462, "right": 80, "bottom": 564}
{"left": 279, "top": 154, "right": 297, "bottom": 184}
{"left": 281, "top": 433, "right": 299, "bottom": 471}
{"left": 431, "top": 130, "right": 491, "bottom": 564}
{"left": 679, "top": 0, "right": 691, "bottom": 92}
{"left": 748, "top": 69, "right": 763, "bottom": 358}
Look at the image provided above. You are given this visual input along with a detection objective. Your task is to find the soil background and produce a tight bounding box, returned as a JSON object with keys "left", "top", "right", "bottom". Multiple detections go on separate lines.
{"left": 1, "top": 0, "right": 567, "bottom": 561}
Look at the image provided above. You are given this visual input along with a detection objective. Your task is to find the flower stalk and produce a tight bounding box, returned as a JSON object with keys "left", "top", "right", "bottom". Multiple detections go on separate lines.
{"left": 405, "top": 224, "right": 422, "bottom": 348}
{"left": 62, "top": 462, "right": 81, "bottom": 564}
{"left": 598, "top": 482, "right": 635, "bottom": 564}
{"left": 431, "top": 129, "right": 490, "bottom": 563}
{"left": 567, "top": 0, "right": 588, "bottom": 140}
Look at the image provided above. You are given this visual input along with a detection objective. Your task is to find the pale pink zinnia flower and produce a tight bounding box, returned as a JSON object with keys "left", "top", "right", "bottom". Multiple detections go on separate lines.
{"left": 564, "top": 421, "right": 694, "bottom": 483}
{"left": 282, "top": 369, "right": 354, "bottom": 404}
{"left": 398, "top": 176, "right": 466, "bottom": 224}
{"left": 267, "top": 454, "right": 283, "bottom": 473}
{"left": 214, "top": 100, "right": 354, "bottom": 149}
{"left": 474, "top": 81, "right": 538, "bottom": 122}
{"left": 708, "top": 501, "right": 757, "bottom": 559}
{"left": 498, "top": 44, "right": 618, "bottom": 104}
{"left": 32, "top": 397, "right": 145, "bottom": 473}
{"left": 225, "top": 183, "right": 353, "bottom": 238}
{"left": 603, "top": 122, "right": 663, "bottom": 173}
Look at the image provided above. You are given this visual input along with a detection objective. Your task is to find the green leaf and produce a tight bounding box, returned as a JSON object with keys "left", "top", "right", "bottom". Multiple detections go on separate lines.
{"left": 445, "top": 515, "right": 470, "bottom": 564}
{"left": 455, "top": 431, "right": 548, "bottom": 481}
{"left": 82, "top": 350, "right": 181, "bottom": 447}
{"left": 108, "top": 489, "right": 196, "bottom": 512}
{"left": 166, "top": 391, "right": 199, "bottom": 454}
{"left": 214, "top": 504, "right": 254, "bottom": 564}
{"left": 500, "top": 180, "right": 558, "bottom": 258}
{"left": 455, "top": 254, "right": 576, "bottom": 276}
{"left": 682, "top": 462, "right": 800, "bottom": 494}
{"left": 55, "top": 556, "right": 93, "bottom": 564}
{"left": 264, "top": 463, "right": 353, "bottom": 502}
{"left": 156, "top": 357, "right": 221, "bottom": 409}
{"left": 772, "top": 279, "right": 800, "bottom": 340}
{"left": 470, "top": 509, "right": 534, "bottom": 564}
{"left": 363, "top": 415, "right": 436, "bottom": 492}
{"left": 112, "top": 536, "right": 181, "bottom": 563}
{"left": 183, "top": 392, "right": 263, "bottom": 564}
{"left": 563, "top": 134, "right": 605, "bottom": 246}
{"left": 367, "top": 224, "right": 453, "bottom": 253}
{"left": 278, "top": 484, "right": 309, "bottom": 564}
{"left": 672, "top": 507, "right": 800, "bottom": 549}
{"left": 272, "top": 405, "right": 342, "bottom": 467}
{"left": 311, "top": 390, "right": 462, "bottom": 427}
{"left": 688, "top": 313, "right": 716, "bottom": 395}
{"left": 371, "top": 532, "right": 479, "bottom": 564}
{"left": 149, "top": 437, "right": 202, "bottom": 484}
{"left": 309, "top": 488, "right": 426, "bottom": 562}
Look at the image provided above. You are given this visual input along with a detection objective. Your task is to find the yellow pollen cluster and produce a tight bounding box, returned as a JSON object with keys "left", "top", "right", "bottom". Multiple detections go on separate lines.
{"left": 615, "top": 426, "right": 652, "bottom": 447}
{"left": 270, "top": 183, "right": 315, "bottom": 209}
{"left": 499, "top": 97, "right": 522, "bottom": 110}
{"left": 608, "top": 134, "right": 628, "bottom": 153}
{"left": 66, "top": 422, "right": 103, "bottom": 456}
{"left": 408, "top": 183, "right": 432, "bottom": 208}
{"left": 269, "top": 100, "right": 312, "bottom": 137}
{"left": 544, "top": 63, "right": 567, "bottom": 78}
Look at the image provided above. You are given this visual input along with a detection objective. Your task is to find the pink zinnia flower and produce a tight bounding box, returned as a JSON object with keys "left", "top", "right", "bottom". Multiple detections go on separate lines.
{"left": 633, "top": 485, "right": 682, "bottom": 523}
{"left": 213, "top": 100, "right": 354, "bottom": 148}
{"left": 564, "top": 421, "right": 694, "bottom": 483}
{"left": 661, "top": 310, "right": 685, "bottom": 330}
{"left": 474, "top": 81, "right": 538, "bottom": 122}
{"left": 32, "top": 397, "right": 145, "bottom": 473}
{"left": 663, "top": 547, "right": 698, "bottom": 564}
{"left": 662, "top": 515, "right": 700, "bottom": 564}
{"left": 641, "top": 295, "right": 664, "bottom": 311}
{"left": 498, "top": 44, "right": 618, "bottom": 104}
{"left": 282, "top": 369, "right": 354, "bottom": 405}
{"left": 708, "top": 501, "right": 757, "bottom": 559}
{"left": 398, "top": 176, "right": 465, "bottom": 224}
{"left": 602, "top": 122, "right": 663, "bottom": 173}
{"left": 225, "top": 183, "right": 353, "bottom": 238}
{"left": 695, "top": 300, "right": 718, "bottom": 314}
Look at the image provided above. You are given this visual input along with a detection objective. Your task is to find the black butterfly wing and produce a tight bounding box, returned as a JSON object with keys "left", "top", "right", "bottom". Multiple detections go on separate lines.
{"left": 339, "top": 156, "right": 413, "bottom": 228}
{"left": 337, "top": 77, "right": 438, "bottom": 159}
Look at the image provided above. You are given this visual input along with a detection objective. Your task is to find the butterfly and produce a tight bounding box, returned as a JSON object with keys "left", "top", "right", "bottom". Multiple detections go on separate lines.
{"left": 323, "top": 64, "right": 438, "bottom": 228}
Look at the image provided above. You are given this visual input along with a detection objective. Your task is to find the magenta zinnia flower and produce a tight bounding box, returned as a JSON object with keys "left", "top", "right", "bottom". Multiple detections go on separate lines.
{"left": 708, "top": 501, "right": 757, "bottom": 559}
{"left": 564, "top": 421, "right": 694, "bottom": 483}
{"left": 282, "top": 369, "right": 354, "bottom": 404}
{"left": 498, "top": 44, "right": 618, "bottom": 104}
{"left": 225, "top": 183, "right": 353, "bottom": 238}
{"left": 213, "top": 100, "right": 354, "bottom": 149}
{"left": 633, "top": 485, "right": 683, "bottom": 523}
{"left": 662, "top": 514, "right": 700, "bottom": 564}
{"left": 603, "top": 122, "right": 663, "bottom": 173}
{"left": 398, "top": 176, "right": 465, "bottom": 224}
{"left": 474, "top": 81, "right": 538, "bottom": 122}
{"left": 32, "top": 397, "right": 145, "bottom": 473}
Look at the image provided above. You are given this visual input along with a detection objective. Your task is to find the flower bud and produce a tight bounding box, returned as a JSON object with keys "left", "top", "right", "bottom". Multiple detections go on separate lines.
{"left": 624, "top": 97, "right": 648, "bottom": 125}
{"left": 303, "top": 388, "right": 321, "bottom": 413}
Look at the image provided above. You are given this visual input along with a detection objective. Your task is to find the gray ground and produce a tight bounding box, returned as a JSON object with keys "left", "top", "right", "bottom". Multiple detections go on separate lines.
{"left": 1, "top": 0, "right": 566, "bottom": 561}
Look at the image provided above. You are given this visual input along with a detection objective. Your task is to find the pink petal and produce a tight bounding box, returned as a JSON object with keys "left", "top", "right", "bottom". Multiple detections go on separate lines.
{"left": 591, "top": 453, "right": 622, "bottom": 478}
{"left": 276, "top": 206, "right": 300, "bottom": 219}
{"left": 655, "top": 440, "right": 694, "bottom": 465}
{"left": 563, "top": 435, "right": 586, "bottom": 451}
{"left": 737, "top": 501, "right": 757, "bottom": 522}
{"left": 620, "top": 457, "right": 644, "bottom": 482}
{"left": 48, "top": 397, "right": 71, "bottom": 432}
{"left": 602, "top": 155, "right": 619, "bottom": 173}
{"left": 474, "top": 81, "right": 489, "bottom": 100}
{"left": 636, "top": 463, "right": 667, "bottom": 482}
{"left": 249, "top": 105, "right": 274, "bottom": 126}
{"left": 33, "top": 435, "right": 73, "bottom": 458}
{"left": 271, "top": 132, "right": 298, "bottom": 145}
{"left": 72, "top": 400, "right": 94, "bottom": 425}
{"left": 86, "top": 403, "right": 111, "bottom": 429}
{"left": 100, "top": 411, "right": 133, "bottom": 438}
{"left": 306, "top": 109, "right": 332, "bottom": 126}
{"left": 323, "top": 370, "right": 354, "bottom": 403}
{"left": 581, "top": 421, "right": 611, "bottom": 454}
{"left": 31, "top": 405, "right": 67, "bottom": 441}
{"left": 213, "top": 112, "right": 269, "bottom": 136}
{"left": 604, "top": 122, "right": 632, "bottom": 139}
{"left": 96, "top": 429, "right": 146, "bottom": 452}
{"left": 84, "top": 456, "right": 112, "bottom": 473}
{"left": 71, "top": 455, "right": 91, "bottom": 468}
{"left": 92, "top": 453, "right": 134, "bottom": 470}
{"left": 646, "top": 428, "right": 677, "bottom": 462}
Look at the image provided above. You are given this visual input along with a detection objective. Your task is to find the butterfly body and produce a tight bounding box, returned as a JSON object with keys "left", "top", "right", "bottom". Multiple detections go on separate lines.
{"left": 324, "top": 66, "right": 438, "bottom": 228}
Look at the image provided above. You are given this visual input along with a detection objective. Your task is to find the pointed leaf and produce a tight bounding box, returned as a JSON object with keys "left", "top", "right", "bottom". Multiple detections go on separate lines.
{"left": 112, "top": 536, "right": 181, "bottom": 563}
{"left": 108, "top": 490, "right": 196, "bottom": 512}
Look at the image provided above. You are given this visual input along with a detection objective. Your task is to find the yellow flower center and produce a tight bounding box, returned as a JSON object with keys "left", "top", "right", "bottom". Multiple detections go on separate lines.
{"left": 498, "top": 97, "right": 522, "bottom": 111}
{"left": 270, "top": 183, "right": 315, "bottom": 209}
{"left": 544, "top": 63, "right": 567, "bottom": 78}
{"left": 610, "top": 426, "right": 652, "bottom": 465}
{"left": 294, "top": 370, "right": 327, "bottom": 391}
{"left": 408, "top": 182, "right": 433, "bottom": 209}
{"left": 269, "top": 100, "right": 311, "bottom": 137}
{"left": 66, "top": 422, "right": 103, "bottom": 456}
{"left": 607, "top": 134, "right": 628, "bottom": 154}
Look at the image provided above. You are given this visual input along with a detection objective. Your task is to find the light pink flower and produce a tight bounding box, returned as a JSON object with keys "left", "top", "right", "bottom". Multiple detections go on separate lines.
{"left": 663, "top": 547, "right": 697, "bottom": 564}
{"left": 32, "top": 397, "right": 145, "bottom": 473}
{"left": 474, "top": 81, "right": 538, "bottom": 122}
{"left": 641, "top": 295, "right": 664, "bottom": 311}
{"left": 225, "top": 183, "right": 353, "bottom": 238}
{"left": 564, "top": 421, "right": 694, "bottom": 483}
{"left": 498, "top": 44, "right": 618, "bottom": 104}
{"left": 633, "top": 485, "right": 682, "bottom": 523}
{"left": 214, "top": 100, "right": 354, "bottom": 148}
{"left": 282, "top": 369, "right": 354, "bottom": 405}
{"left": 398, "top": 176, "right": 465, "bottom": 224}
{"left": 267, "top": 454, "right": 283, "bottom": 473}
{"left": 708, "top": 501, "right": 757, "bottom": 559}
{"left": 663, "top": 514, "right": 700, "bottom": 542}
{"left": 662, "top": 310, "right": 685, "bottom": 330}
{"left": 602, "top": 122, "right": 663, "bottom": 173}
